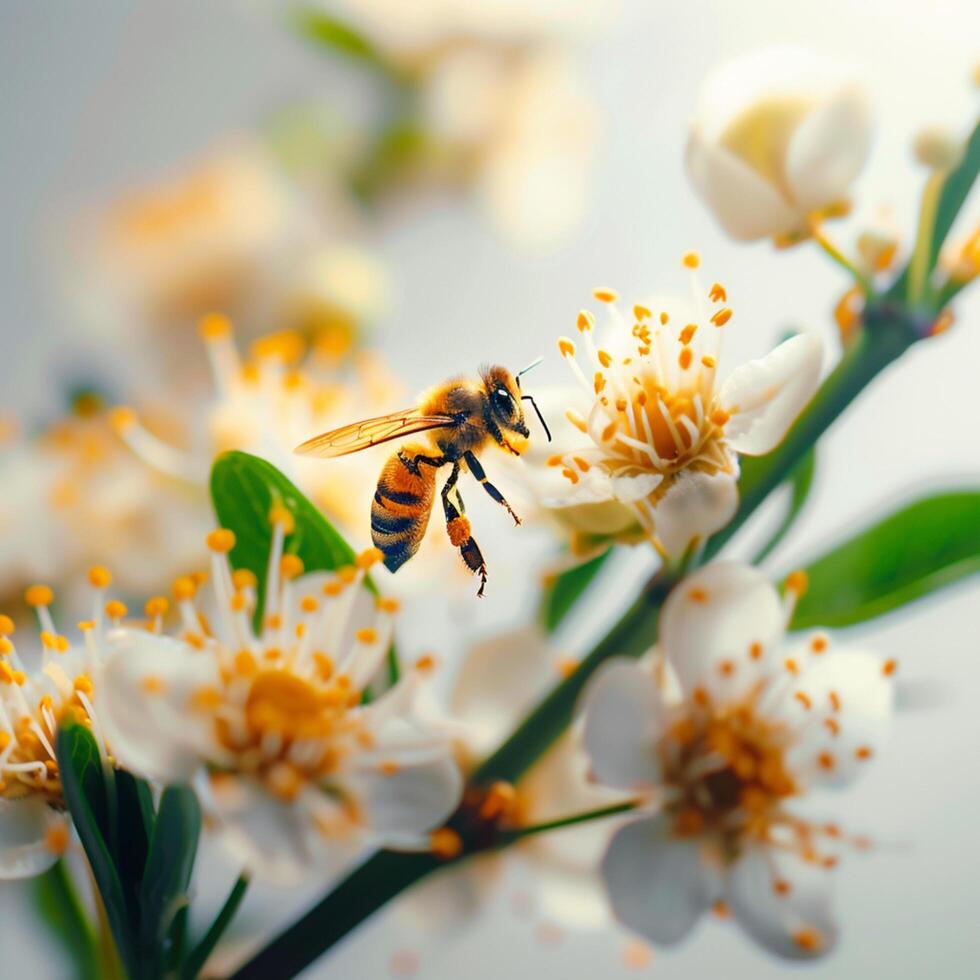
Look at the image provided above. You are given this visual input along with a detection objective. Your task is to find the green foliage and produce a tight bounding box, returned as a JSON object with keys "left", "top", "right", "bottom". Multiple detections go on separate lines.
{"left": 788, "top": 490, "right": 980, "bottom": 629}
{"left": 927, "top": 117, "right": 980, "bottom": 277}
{"left": 210, "top": 451, "right": 364, "bottom": 609}
{"left": 33, "top": 861, "right": 101, "bottom": 980}
{"left": 291, "top": 7, "right": 385, "bottom": 69}
{"left": 753, "top": 449, "right": 816, "bottom": 563}
{"left": 540, "top": 549, "right": 612, "bottom": 632}
{"left": 56, "top": 724, "right": 205, "bottom": 979}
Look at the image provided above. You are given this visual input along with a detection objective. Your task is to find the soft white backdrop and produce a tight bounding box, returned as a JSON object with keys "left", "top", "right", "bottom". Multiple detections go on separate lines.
{"left": 1, "top": 1, "right": 979, "bottom": 977}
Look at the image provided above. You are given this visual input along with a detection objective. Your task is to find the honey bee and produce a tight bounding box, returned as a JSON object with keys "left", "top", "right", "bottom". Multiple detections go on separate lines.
{"left": 295, "top": 363, "right": 550, "bottom": 595}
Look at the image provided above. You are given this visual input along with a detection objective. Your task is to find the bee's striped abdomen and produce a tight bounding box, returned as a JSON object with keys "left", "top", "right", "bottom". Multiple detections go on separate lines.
{"left": 371, "top": 446, "right": 435, "bottom": 573}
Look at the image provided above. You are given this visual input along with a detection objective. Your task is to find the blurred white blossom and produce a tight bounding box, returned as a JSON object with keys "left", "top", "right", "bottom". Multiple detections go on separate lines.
{"left": 582, "top": 562, "right": 894, "bottom": 958}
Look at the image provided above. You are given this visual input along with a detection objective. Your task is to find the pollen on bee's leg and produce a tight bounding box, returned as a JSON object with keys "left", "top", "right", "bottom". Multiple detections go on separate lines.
{"left": 447, "top": 516, "right": 471, "bottom": 547}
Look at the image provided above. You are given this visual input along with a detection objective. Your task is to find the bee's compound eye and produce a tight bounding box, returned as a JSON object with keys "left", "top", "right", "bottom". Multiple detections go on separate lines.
{"left": 494, "top": 388, "right": 512, "bottom": 407}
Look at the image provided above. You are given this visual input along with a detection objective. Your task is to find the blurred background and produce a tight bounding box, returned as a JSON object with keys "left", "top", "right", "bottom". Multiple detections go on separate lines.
{"left": 1, "top": 1, "right": 978, "bottom": 977}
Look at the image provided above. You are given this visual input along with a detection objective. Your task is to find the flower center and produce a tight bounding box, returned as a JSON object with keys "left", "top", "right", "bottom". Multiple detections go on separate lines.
{"left": 662, "top": 707, "right": 796, "bottom": 843}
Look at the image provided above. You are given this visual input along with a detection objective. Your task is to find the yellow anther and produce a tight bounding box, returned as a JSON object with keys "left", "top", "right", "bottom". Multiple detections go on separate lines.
{"left": 108, "top": 405, "right": 137, "bottom": 434}
{"left": 268, "top": 504, "right": 295, "bottom": 533}
{"left": 144, "top": 596, "right": 169, "bottom": 618}
{"left": 250, "top": 329, "right": 305, "bottom": 365}
{"left": 679, "top": 323, "right": 698, "bottom": 345}
{"left": 234, "top": 650, "right": 258, "bottom": 676}
{"left": 87, "top": 566, "right": 112, "bottom": 589}
{"left": 313, "top": 652, "right": 334, "bottom": 680}
{"left": 142, "top": 675, "right": 167, "bottom": 694}
{"left": 379, "top": 760, "right": 400, "bottom": 776}
{"left": 688, "top": 587, "right": 708, "bottom": 603}
{"left": 0, "top": 638, "right": 12, "bottom": 655}
{"left": 173, "top": 576, "right": 198, "bottom": 601}
{"left": 785, "top": 570, "right": 809, "bottom": 596}
{"left": 105, "top": 600, "right": 127, "bottom": 620}
{"left": 558, "top": 337, "right": 576, "bottom": 358}
{"left": 338, "top": 566, "right": 358, "bottom": 585}
{"left": 711, "top": 308, "right": 733, "bottom": 327}
{"left": 77, "top": 620, "right": 96, "bottom": 632}
{"left": 598, "top": 349, "right": 613, "bottom": 368}
{"left": 355, "top": 627, "right": 379, "bottom": 645}
{"left": 414, "top": 653, "right": 437, "bottom": 672}
{"left": 376, "top": 597, "right": 400, "bottom": 614}
{"left": 0, "top": 614, "right": 13, "bottom": 635}
{"left": 592, "top": 287, "right": 618, "bottom": 303}
{"left": 678, "top": 348, "right": 693, "bottom": 370}
{"left": 710, "top": 408, "right": 730, "bottom": 427}
{"left": 74, "top": 674, "right": 94, "bottom": 694}
{"left": 546, "top": 454, "right": 564, "bottom": 467}
{"left": 429, "top": 827, "right": 463, "bottom": 860}
{"left": 44, "top": 824, "right": 70, "bottom": 855}
{"left": 577, "top": 310, "right": 595, "bottom": 332}
{"left": 280, "top": 554, "right": 304, "bottom": 579}
{"left": 882, "top": 659, "right": 897, "bottom": 676}
{"left": 55, "top": 635, "right": 69, "bottom": 653}
{"left": 300, "top": 595, "right": 319, "bottom": 614}
{"left": 230, "top": 593, "right": 247, "bottom": 613}
{"left": 682, "top": 251, "right": 701, "bottom": 269}
{"left": 206, "top": 529, "right": 236, "bottom": 553}
{"left": 198, "top": 312, "right": 232, "bottom": 340}
{"left": 190, "top": 686, "right": 223, "bottom": 710}
{"left": 356, "top": 547, "right": 384, "bottom": 570}
{"left": 633, "top": 304, "right": 651, "bottom": 321}
{"left": 593, "top": 371, "right": 606, "bottom": 394}
{"left": 709, "top": 282, "right": 727, "bottom": 303}
{"left": 701, "top": 355, "right": 717, "bottom": 369}
{"left": 232, "top": 568, "right": 257, "bottom": 590}
{"left": 322, "top": 580, "right": 345, "bottom": 597}
{"left": 480, "top": 781, "right": 517, "bottom": 821}
{"left": 659, "top": 312, "right": 669, "bottom": 325}
{"left": 25, "top": 585, "right": 54, "bottom": 608}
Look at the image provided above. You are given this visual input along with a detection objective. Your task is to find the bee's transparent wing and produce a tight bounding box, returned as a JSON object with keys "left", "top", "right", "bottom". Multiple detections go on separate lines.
{"left": 294, "top": 409, "right": 457, "bottom": 459}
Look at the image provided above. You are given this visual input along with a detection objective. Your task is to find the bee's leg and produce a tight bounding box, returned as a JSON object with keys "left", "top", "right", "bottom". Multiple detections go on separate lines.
{"left": 463, "top": 451, "right": 521, "bottom": 525}
{"left": 441, "top": 462, "right": 488, "bottom": 596}
{"left": 400, "top": 450, "right": 448, "bottom": 475}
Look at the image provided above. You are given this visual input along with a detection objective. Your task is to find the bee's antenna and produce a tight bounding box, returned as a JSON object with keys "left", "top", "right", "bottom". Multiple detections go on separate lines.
{"left": 521, "top": 394, "right": 552, "bottom": 442}
{"left": 516, "top": 356, "right": 544, "bottom": 380}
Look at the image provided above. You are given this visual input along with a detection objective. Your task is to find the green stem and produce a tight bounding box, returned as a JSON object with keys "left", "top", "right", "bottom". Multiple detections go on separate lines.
{"left": 498, "top": 800, "right": 640, "bottom": 842}
{"left": 182, "top": 873, "right": 250, "bottom": 979}
{"left": 812, "top": 226, "right": 872, "bottom": 293}
{"left": 907, "top": 171, "right": 944, "bottom": 307}
{"left": 232, "top": 311, "right": 919, "bottom": 980}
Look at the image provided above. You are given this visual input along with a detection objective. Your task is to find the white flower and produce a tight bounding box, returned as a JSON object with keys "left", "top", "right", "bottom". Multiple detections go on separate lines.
{"left": 686, "top": 48, "right": 872, "bottom": 243}
{"left": 96, "top": 515, "right": 462, "bottom": 883}
{"left": 0, "top": 407, "right": 207, "bottom": 617}
{"left": 581, "top": 562, "right": 895, "bottom": 958}
{"left": 423, "top": 46, "right": 598, "bottom": 248}
{"left": 64, "top": 138, "right": 384, "bottom": 375}
{"left": 0, "top": 571, "right": 131, "bottom": 878}
{"left": 538, "top": 258, "right": 823, "bottom": 557}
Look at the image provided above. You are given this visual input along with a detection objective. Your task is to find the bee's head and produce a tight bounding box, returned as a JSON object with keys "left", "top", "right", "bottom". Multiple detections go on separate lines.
{"left": 482, "top": 365, "right": 530, "bottom": 455}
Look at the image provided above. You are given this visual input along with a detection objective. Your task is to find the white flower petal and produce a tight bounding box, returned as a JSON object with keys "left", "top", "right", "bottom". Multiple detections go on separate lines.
{"left": 727, "top": 841, "right": 838, "bottom": 959}
{"left": 611, "top": 470, "right": 663, "bottom": 504}
{"left": 719, "top": 333, "right": 823, "bottom": 456}
{"left": 97, "top": 630, "right": 219, "bottom": 783}
{"left": 783, "top": 648, "right": 893, "bottom": 787}
{"left": 601, "top": 814, "right": 712, "bottom": 945}
{"left": 581, "top": 660, "right": 665, "bottom": 791}
{"left": 208, "top": 775, "right": 326, "bottom": 885}
{"left": 339, "top": 753, "right": 462, "bottom": 841}
{"left": 786, "top": 84, "right": 872, "bottom": 212}
{"left": 450, "top": 627, "right": 555, "bottom": 754}
{"left": 660, "top": 562, "right": 785, "bottom": 702}
{"left": 651, "top": 467, "right": 739, "bottom": 557}
{"left": 0, "top": 799, "right": 62, "bottom": 880}
{"left": 685, "top": 134, "right": 802, "bottom": 241}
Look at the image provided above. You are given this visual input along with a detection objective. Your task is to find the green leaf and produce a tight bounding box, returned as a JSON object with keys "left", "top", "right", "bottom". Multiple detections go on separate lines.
{"left": 181, "top": 874, "right": 250, "bottom": 980}
{"left": 787, "top": 490, "right": 980, "bottom": 629}
{"left": 113, "top": 770, "right": 153, "bottom": 904}
{"left": 210, "top": 451, "right": 365, "bottom": 611}
{"left": 927, "top": 116, "right": 980, "bottom": 275}
{"left": 56, "top": 723, "right": 137, "bottom": 977}
{"left": 291, "top": 7, "right": 386, "bottom": 70}
{"left": 33, "top": 860, "right": 101, "bottom": 980}
{"left": 540, "top": 550, "right": 612, "bottom": 632}
{"left": 139, "top": 786, "right": 201, "bottom": 955}
{"left": 753, "top": 449, "right": 816, "bottom": 564}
